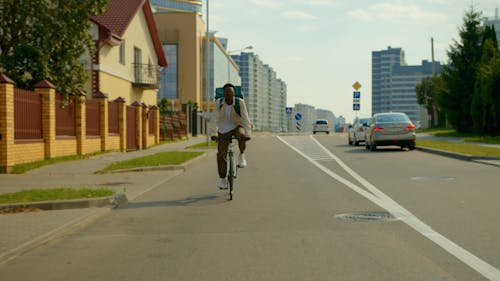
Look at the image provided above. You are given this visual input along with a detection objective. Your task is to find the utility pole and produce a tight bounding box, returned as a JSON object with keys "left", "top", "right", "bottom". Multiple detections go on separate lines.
{"left": 431, "top": 37, "right": 435, "bottom": 76}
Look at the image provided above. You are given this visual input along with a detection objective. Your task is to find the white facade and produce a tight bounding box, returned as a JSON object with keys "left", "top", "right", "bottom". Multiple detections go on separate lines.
{"left": 233, "top": 52, "right": 287, "bottom": 132}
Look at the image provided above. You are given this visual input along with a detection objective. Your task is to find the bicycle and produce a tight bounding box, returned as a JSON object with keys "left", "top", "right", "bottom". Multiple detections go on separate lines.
{"left": 225, "top": 136, "right": 239, "bottom": 200}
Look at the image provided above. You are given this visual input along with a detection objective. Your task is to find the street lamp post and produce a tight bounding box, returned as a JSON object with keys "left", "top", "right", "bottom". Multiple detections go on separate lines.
{"left": 227, "top": 46, "right": 253, "bottom": 83}
{"left": 204, "top": 0, "right": 210, "bottom": 145}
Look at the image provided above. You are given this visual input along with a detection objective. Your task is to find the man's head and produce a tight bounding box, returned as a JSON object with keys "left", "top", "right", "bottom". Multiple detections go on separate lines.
{"left": 223, "top": 83, "right": 235, "bottom": 105}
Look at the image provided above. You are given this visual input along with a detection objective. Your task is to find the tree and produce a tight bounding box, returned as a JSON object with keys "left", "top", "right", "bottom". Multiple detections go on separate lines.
{"left": 473, "top": 36, "right": 500, "bottom": 135}
{"left": 416, "top": 75, "right": 445, "bottom": 128}
{"left": 0, "top": 0, "right": 108, "bottom": 97}
{"left": 439, "top": 6, "right": 483, "bottom": 132}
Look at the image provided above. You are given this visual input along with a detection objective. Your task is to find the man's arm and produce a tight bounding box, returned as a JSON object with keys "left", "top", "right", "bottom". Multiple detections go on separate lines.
{"left": 238, "top": 98, "right": 252, "bottom": 136}
{"left": 209, "top": 99, "right": 221, "bottom": 137}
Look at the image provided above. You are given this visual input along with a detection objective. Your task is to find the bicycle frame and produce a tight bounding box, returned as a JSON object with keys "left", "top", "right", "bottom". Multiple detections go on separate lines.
{"left": 225, "top": 137, "right": 239, "bottom": 200}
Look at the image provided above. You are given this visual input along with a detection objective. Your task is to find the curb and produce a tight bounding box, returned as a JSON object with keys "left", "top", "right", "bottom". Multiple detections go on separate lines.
{"left": 0, "top": 193, "right": 128, "bottom": 213}
{"left": 416, "top": 146, "right": 500, "bottom": 167}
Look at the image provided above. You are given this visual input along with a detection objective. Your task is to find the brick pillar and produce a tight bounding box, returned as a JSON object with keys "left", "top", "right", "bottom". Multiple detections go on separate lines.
{"left": 35, "top": 80, "right": 56, "bottom": 159}
{"left": 94, "top": 91, "right": 108, "bottom": 151}
{"left": 115, "top": 97, "right": 126, "bottom": 152}
{"left": 142, "top": 103, "right": 148, "bottom": 148}
{"left": 132, "top": 102, "right": 143, "bottom": 150}
{"left": 151, "top": 105, "right": 160, "bottom": 144}
{"left": 0, "top": 74, "right": 15, "bottom": 173}
{"left": 75, "top": 92, "right": 86, "bottom": 155}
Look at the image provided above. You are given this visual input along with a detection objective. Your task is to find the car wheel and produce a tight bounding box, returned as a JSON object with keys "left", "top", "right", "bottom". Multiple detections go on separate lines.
{"left": 354, "top": 140, "right": 359, "bottom": 146}
{"left": 327, "top": 131, "right": 330, "bottom": 134}
{"left": 408, "top": 144, "right": 415, "bottom": 151}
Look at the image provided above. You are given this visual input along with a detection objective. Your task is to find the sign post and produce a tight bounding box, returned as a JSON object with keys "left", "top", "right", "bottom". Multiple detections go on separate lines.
{"left": 352, "top": 81, "right": 361, "bottom": 114}
{"left": 286, "top": 107, "right": 293, "bottom": 132}
{"left": 294, "top": 113, "right": 302, "bottom": 132}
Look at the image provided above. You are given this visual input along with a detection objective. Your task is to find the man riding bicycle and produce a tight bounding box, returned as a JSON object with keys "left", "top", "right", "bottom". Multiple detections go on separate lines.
{"left": 210, "top": 83, "right": 252, "bottom": 189}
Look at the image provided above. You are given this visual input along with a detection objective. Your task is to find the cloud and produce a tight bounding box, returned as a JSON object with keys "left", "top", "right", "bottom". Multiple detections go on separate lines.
{"left": 303, "top": 0, "right": 333, "bottom": 5}
{"left": 346, "top": 3, "right": 448, "bottom": 25}
{"left": 296, "top": 25, "right": 319, "bottom": 32}
{"left": 249, "top": 0, "right": 283, "bottom": 8}
{"left": 282, "top": 10, "right": 318, "bottom": 20}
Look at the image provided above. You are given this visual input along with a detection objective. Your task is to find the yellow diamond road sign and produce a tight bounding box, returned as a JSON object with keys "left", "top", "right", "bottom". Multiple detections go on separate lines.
{"left": 353, "top": 81, "right": 361, "bottom": 90}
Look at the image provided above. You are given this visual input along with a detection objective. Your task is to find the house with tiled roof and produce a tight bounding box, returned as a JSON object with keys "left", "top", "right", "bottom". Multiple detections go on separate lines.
{"left": 86, "top": 0, "right": 167, "bottom": 106}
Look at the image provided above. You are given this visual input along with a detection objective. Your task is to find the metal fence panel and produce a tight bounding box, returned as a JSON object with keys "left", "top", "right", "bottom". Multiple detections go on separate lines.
{"left": 14, "top": 89, "right": 42, "bottom": 139}
{"left": 108, "top": 101, "right": 119, "bottom": 134}
{"left": 86, "top": 99, "right": 100, "bottom": 136}
{"left": 56, "top": 94, "right": 76, "bottom": 136}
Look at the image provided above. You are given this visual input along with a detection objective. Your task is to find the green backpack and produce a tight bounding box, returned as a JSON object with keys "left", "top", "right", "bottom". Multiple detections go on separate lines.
{"left": 215, "top": 86, "right": 244, "bottom": 116}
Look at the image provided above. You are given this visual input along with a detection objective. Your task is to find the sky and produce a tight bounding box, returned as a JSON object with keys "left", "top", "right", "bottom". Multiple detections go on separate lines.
{"left": 203, "top": 0, "right": 500, "bottom": 122}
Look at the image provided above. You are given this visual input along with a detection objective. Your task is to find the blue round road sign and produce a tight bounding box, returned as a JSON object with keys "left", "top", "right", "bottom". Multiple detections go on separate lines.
{"left": 294, "top": 113, "right": 302, "bottom": 121}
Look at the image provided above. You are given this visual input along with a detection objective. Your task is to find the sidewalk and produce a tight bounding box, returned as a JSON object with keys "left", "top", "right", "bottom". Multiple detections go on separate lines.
{"left": 0, "top": 136, "right": 215, "bottom": 265}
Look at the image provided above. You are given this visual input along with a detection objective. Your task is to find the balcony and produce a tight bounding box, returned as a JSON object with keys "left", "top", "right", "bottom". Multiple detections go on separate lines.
{"left": 132, "top": 63, "right": 160, "bottom": 89}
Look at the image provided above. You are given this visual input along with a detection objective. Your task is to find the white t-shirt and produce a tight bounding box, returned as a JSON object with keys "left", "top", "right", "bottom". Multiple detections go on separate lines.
{"left": 218, "top": 103, "right": 238, "bottom": 134}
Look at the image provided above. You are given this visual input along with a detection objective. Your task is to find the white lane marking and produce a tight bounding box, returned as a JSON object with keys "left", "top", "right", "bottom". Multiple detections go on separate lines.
{"left": 277, "top": 135, "right": 500, "bottom": 281}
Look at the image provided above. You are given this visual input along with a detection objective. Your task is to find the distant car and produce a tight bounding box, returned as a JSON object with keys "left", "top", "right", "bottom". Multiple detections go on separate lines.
{"left": 351, "top": 117, "right": 370, "bottom": 146}
{"left": 313, "top": 119, "right": 330, "bottom": 134}
{"left": 365, "top": 112, "right": 416, "bottom": 151}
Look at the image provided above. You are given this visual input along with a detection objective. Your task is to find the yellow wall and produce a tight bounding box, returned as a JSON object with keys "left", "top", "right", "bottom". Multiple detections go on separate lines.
{"left": 93, "top": 8, "right": 160, "bottom": 106}
{"left": 12, "top": 142, "right": 45, "bottom": 165}
{"left": 54, "top": 139, "right": 77, "bottom": 158}
{"left": 154, "top": 13, "right": 204, "bottom": 105}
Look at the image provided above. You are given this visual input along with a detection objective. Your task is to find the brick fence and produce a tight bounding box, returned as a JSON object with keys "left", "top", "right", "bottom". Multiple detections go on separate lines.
{"left": 0, "top": 74, "right": 161, "bottom": 173}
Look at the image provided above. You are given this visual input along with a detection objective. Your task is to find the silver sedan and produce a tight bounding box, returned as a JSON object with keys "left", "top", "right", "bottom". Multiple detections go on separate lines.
{"left": 365, "top": 112, "right": 416, "bottom": 151}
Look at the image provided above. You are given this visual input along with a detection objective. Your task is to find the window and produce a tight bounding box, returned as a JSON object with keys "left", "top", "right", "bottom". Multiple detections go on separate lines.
{"left": 119, "top": 40, "right": 126, "bottom": 65}
{"left": 134, "top": 47, "right": 142, "bottom": 81}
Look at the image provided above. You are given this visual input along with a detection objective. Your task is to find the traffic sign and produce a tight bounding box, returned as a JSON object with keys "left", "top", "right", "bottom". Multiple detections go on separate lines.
{"left": 285, "top": 107, "right": 293, "bottom": 114}
{"left": 294, "top": 113, "right": 302, "bottom": 121}
{"left": 353, "top": 103, "right": 360, "bottom": 111}
{"left": 353, "top": 91, "right": 361, "bottom": 99}
{"left": 352, "top": 81, "right": 361, "bottom": 90}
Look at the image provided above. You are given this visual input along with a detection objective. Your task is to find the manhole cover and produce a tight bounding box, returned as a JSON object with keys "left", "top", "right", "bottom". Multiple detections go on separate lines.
{"left": 411, "top": 176, "right": 455, "bottom": 182}
{"left": 335, "top": 211, "right": 396, "bottom": 222}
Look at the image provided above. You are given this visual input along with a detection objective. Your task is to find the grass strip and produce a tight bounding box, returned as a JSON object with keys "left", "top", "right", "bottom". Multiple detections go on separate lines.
{"left": 99, "top": 151, "right": 203, "bottom": 173}
{"left": 0, "top": 188, "right": 114, "bottom": 204}
{"left": 11, "top": 152, "right": 105, "bottom": 174}
{"left": 186, "top": 140, "right": 217, "bottom": 149}
{"left": 417, "top": 140, "right": 500, "bottom": 157}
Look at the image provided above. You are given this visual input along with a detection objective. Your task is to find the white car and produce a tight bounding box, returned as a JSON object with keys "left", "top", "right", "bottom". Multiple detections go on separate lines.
{"left": 351, "top": 117, "right": 371, "bottom": 146}
{"left": 313, "top": 119, "right": 330, "bottom": 134}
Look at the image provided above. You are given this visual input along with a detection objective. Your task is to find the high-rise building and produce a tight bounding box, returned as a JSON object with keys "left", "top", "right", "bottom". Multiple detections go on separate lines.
{"left": 232, "top": 52, "right": 287, "bottom": 132}
{"left": 372, "top": 47, "right": 406, "bottom": 115}
{"left": 152, "top": 0, "right": 205, "bottom": 105}
{"left": 372, "top": 47, "right": 441, "bottom": 126}
{"left": 152, "top": 0, "right": 240, "bottom": 109}
{"left": 209, "top": 35, "right": 241, "bottom": 100}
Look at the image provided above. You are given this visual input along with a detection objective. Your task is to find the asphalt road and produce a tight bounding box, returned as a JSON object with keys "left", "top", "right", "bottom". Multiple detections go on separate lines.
{"left": 1, "top": 133, "right": 499, "bottom": 281}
